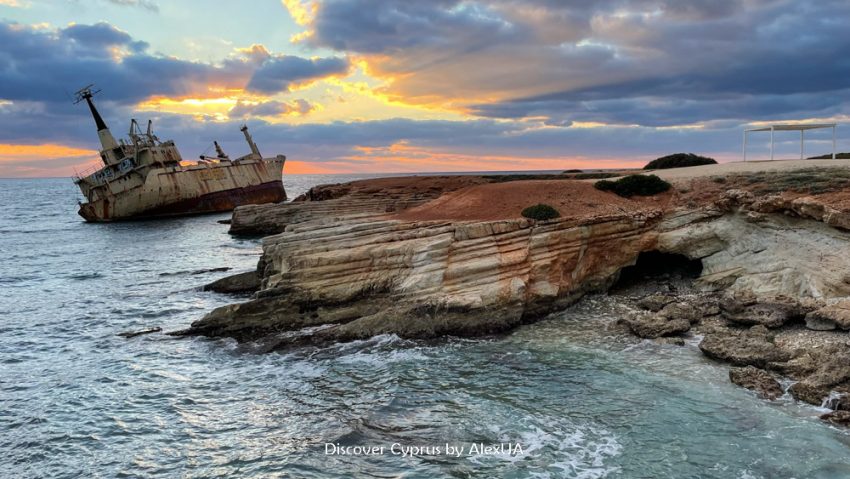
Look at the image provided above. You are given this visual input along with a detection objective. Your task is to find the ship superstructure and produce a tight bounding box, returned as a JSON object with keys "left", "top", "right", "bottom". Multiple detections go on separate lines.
{"left": 72, "top": 85, "right": 286, "bottom": 221}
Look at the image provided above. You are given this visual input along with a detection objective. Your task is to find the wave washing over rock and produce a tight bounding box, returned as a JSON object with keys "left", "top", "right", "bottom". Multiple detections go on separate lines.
{"left": 178, "top": 162, "right": 850, "bottom": 426}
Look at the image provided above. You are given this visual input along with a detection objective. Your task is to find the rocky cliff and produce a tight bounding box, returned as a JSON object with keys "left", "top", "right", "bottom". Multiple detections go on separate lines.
{"left": 180, "top": 162, "right": 850, "bottom": 424}
{"left": 187, "top": 168, "right": 850, "bottom": 350}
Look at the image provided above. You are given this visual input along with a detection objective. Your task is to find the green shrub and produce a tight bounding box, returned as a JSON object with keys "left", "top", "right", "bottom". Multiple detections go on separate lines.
{"left": 572, "top": 172, "right": 618, "bottom": 179}
{"left": 644, "top": 153, "right": 717, "bottom": 170}
{"left": 594, "top": 174, "right": 671, "bottom": 197}
{"left": 808, "top": 152, "right": 850, "bottom": 159}
{"left": 563, "top": 169, "right": 583, "bottom": 173}
{"left": 521, "top": 204, "right": 560, "bottom": 221}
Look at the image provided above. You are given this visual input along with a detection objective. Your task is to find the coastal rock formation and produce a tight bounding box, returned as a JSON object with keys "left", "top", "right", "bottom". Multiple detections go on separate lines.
{"left": 203, "top": 270, "right": 260, "bottom": 294}
{"left": 188, "top": 208, "right": 662, "bottom": 344}
{"left": 719, "top": 294, "right": 808, "bottom": 328}
{"left": 229, "top": 176, "right": 492, "bottom": 235}
{"left": 200, "top": 169, "right": 850, "bottom": 347}
{"left": 623, "top": 299, "right": 707, "bottom": 338}
{"left": 698, "top": 325, "right": 791, "bottom": 368}
{"left": 728, "top": 366, "right": 784, "bottom": 400}
{"left": 624, "top": 311, "right": 691, "bottom": 339}
{"left": 656, "top": 206, "right": 850, "bottom": 299}
{"left": 192, "top": 165, "right": 850, "bottom": 424}
{"left": 805, "top": 300, "right": 850, "bottom": 330}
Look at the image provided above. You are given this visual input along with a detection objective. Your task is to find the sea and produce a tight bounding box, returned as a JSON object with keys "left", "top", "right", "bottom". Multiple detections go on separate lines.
{"left": 2, "top": 175, "right": 850, "bottom": 479}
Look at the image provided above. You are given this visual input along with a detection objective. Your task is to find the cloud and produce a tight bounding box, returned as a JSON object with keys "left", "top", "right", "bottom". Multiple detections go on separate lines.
{"left": 246, "top": 55, "right": 350, "bottom": 94}
{"left": 0, "top": 21, "right": 349, "bottom": 107}
{"left": 61, "top": 22, "right": 149, "bottom": 52}
{"left": 288, "top": 0, "right": 850, "bottom": 126}
{"left": 104, "top": 0, "right": 158, "bottom": 12}
{"left": 228, "top": 99, "right": 315, "bottom": 118}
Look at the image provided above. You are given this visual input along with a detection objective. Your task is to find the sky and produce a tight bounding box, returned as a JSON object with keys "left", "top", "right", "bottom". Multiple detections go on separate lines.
{"left": 0, "top": 0, "right": 848, "bottom": 177}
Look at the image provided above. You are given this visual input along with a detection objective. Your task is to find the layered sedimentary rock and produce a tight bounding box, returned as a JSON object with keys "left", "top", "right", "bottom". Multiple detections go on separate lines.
{"left": 188, "top": 169, "right": 850, "bottom": 352}
{"left": 188, "top": 210, "right": 661, "bottom": 345}
{"left": 656, "top": 202, "right": 850, "bottom": 299}
{"left": 229, "top": 176, "right": 493, "bottom": 235}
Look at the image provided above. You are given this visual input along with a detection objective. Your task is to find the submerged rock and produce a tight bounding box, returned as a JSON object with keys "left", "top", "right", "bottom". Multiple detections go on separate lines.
{"left": 699, "top": 325, "right": 791, "bottom": 368}
{"left": 729, "top": 366, "right": 784, "bottom": 400}
{"left": 820, "top": 410, "right": 850, "bottom": 427}
{"left": 117, "top": 327, "right": 161, "bottom": 338}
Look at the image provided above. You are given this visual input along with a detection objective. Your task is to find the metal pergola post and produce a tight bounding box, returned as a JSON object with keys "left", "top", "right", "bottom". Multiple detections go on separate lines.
{"left": 770, "top": 126, "right": 775, "bottom": 161}
{"left": 742, "top": 123, "right": 837, "bottom": 162}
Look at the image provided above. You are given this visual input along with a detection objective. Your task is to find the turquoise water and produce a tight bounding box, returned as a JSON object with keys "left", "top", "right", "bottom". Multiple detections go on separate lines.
{"left": 2, "top": 177, "right": 850, "bottom": 478}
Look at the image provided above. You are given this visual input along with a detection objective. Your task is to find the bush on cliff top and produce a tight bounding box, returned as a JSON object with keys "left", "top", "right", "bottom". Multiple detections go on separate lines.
{"left": 644, "top": 153, "right": 717, "bottom": 170}
{"left": 521, "top": 204, "right": 560, "bottom": 221}
{"left": 595, "top": 175, "right": 671, "bottom": 198}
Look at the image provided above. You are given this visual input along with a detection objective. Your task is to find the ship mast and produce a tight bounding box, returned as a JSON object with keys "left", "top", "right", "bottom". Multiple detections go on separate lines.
{"left": 74, "top": 84, "right": 122, "bottom": 166}
{"left": 240, "top": 124, "right": 262, "bottom": 159}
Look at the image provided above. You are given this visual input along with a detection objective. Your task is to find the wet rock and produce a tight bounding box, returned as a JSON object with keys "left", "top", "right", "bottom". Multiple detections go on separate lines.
{"left": 203, "top": 270, "right": 261, "bottom": 294}
{"left": 787, "top": 345, "right": 850, "bottom": 406}
{"left": 659, "top": 301, "right": 705, "bottom": 324}
{"left": 625, "top": 311, "right": 690, "bottom": 339}
{"left": 822, "top": 392, "right": 850, "bottom": 411}
{"left": 653, "top": 336, "right": 686, "bottom": 346}
{"left": 820, "top": 410, "right": 850, "bottom": 427}
{"left": 636, "top": 293, "right": 677, "bottom": 312}
{"left": 698, "top": 325, "right": 791, "bottom": 368}
{"left": 805, "top": 300, "right": 850, "bottom": 331}
{"left": 729, "top": 366, "right": 784, "bottom": 400}
{"left": 720, "top": 294, "right": 806, "bottom": 328}
{"left": 117, "top": 327, "right": 161, "bottom": 338}
{"left": 789, "top": 381, "right": 830, "bottom": 406}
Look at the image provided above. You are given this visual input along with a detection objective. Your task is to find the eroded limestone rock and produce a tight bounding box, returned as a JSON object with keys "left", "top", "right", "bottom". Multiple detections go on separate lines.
{"left": 624, "top": 311, "right": 690, "bottom": 339}
{"left": 699, "top": 325, "right": 791, "bottom": 368}
{"left": 729, "top": 366, "right": 784, "bottom": 400}
{"left": 805, "top": 300, "right": 850, "bottom": 330}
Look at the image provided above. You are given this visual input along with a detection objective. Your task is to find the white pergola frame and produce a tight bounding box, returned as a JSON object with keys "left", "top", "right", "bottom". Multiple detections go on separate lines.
{"left": 743, "top": 123, "right": 837, "bottom": 161}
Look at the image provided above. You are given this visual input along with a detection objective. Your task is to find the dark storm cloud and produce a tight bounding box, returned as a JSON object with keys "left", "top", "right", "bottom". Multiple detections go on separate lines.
{"left": 246, "top": 56, "right": 350, "bottom": 94}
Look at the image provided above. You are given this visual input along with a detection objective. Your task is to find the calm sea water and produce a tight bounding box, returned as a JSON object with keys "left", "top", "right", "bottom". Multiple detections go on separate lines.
{"left": 2, "top": 176, "right": 850, "bottom": 478}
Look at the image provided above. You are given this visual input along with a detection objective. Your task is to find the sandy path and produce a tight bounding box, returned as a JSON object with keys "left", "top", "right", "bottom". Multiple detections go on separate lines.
{"left": 646, "top": 159, "right": 850, "bottom": 181}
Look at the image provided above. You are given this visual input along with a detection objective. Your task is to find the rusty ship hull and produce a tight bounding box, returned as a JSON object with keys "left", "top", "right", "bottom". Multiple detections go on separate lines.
{"left": 77, "top": 157, "right": 285, "bottom": 222}
{"left": 70, "top": 85, "right": 287, "bottom": 223}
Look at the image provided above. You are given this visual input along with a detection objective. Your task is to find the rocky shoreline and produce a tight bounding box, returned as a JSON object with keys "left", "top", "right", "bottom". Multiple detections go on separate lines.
{"left": 178, "top": 160, "right": 850, "bottom": 425}
{"left": 618, "top": 285, "right": 850, "bottom": 425}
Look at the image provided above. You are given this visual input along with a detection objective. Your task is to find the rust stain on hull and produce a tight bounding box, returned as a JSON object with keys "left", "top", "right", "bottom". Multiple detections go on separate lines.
{"left": 79, "top": 180, "right": 285, "bottom": 222}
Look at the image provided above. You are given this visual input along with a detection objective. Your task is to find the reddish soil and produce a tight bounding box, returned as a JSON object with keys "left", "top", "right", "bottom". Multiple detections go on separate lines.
{"left": 294, "top": 175, "right": 493, "bottom": 201}
{"left": 394, "top": 180, "right": 670, "bottom": 222}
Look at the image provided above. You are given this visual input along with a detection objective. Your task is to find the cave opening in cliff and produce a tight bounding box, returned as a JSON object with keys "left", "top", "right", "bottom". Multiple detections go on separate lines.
{"left": 611, "top": 251, "right": 703, "bottom": 291}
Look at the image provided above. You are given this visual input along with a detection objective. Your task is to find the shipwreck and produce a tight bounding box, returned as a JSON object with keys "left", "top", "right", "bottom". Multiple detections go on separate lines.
{"left": 72, "top": 85, "right": 286, "bottom": 222}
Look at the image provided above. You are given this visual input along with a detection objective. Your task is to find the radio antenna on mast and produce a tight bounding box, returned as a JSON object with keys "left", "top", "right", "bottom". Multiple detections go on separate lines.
{"left": 73, "top": 84, "right": 101, "bottom": 104}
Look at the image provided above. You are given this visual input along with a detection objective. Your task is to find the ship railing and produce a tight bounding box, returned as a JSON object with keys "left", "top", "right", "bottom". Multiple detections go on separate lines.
{"left": 72, "top": 163, "right": 103, "bottom": 181}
